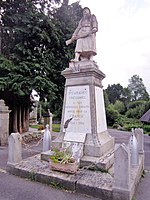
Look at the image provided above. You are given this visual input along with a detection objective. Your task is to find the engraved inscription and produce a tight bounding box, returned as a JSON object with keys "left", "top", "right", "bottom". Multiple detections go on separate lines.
{"left": 63, "top": 86, "right": 91, "bottom": 134}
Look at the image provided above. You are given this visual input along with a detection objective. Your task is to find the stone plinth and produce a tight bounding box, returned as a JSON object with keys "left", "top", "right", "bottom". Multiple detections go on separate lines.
{"left": 0, "top": 99, "right": 11, "bottom": 146}
{"left": 52, "top": 61, "right": 114, "bottom": 163}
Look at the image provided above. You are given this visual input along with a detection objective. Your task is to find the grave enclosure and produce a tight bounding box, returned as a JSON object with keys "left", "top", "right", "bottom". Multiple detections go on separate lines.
{"left": 5, "top": 60, "right": 145, "bottom": 200}
{"left": 40, "top": 59, "right": 144, "bottom": 200}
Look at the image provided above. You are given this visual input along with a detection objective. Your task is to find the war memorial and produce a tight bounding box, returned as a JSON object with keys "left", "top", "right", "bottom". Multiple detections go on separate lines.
{"left": 3, "top": 7, "right": 144, "bottom": 200}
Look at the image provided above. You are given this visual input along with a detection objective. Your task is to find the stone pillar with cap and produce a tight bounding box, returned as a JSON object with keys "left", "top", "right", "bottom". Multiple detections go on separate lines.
{"left": 0, "top": 99, "right": 11, "bottom": 146}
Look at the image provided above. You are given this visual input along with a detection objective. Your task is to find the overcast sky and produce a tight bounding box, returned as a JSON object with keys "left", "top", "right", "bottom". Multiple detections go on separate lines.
{"left": 69, "top": 0, "right": 150, "bottom": 94}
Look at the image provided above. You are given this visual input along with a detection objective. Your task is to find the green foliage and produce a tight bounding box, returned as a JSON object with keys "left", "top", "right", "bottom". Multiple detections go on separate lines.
{"left": 142, "top": 125, "right": 150, "bottom": 134}
{"left": 50, "top": 147, "right": 75, "bottom": 164}
{"left": 29, "top": 171, "right": 36, "bottom": 181}
{"left": 126, "top": 100, "right": 150, "bottom": 119}
{"left": 128, "top": 75, "right": 149, "bottom": 101}
{"left": 114, "top": 115, "right": 142, "bottom": 131}
{"left": 104, "top": 76, "right": 150, "bottom": 132}
{"left": 106, "top": 104, "right": 119, "bottom": 126}
{"left": 105, "top": 84, "right": 124, "bottom": 104}
{"left": 52, "top": 124, "right": 60, "bottom": 132}
{"left": 126, "top": 107, "right": 141, "bottom": 118}
{"left": 116, "top": 115, "right": 138, "bottom": 127}
{"left": 114, "top": 100, "right": 125, "bottom": 114}
{"left": 0, "top": 0, "right": 83, "bottom": 125}
{"left": 103, "top": 90, "right": 110, "bottom": 108}
{"left": 123, "top": 123, "right": 143, "bottom": 131}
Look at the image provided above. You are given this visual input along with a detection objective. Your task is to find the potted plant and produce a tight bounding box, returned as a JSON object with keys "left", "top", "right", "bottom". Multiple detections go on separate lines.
{"left": 49, "top": 147, "right": 79, "bottom": 174}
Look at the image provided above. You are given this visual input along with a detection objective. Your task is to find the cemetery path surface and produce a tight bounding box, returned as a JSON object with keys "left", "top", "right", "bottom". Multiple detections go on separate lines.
{"left": 0, "top": 129, "right": 150, "bottom": 200}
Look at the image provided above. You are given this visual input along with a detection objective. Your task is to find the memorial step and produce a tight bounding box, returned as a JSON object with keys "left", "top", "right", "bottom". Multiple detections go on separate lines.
{"left": 80, "top": 150, "right": 114, "bottom": 171}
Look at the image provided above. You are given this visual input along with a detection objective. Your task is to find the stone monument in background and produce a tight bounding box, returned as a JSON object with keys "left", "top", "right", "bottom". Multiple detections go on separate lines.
{"left": 53, "top": 7, "right": 114, "bottom": 167}
{"left": 0, "top": 99, "right": 11, "bottom": 146}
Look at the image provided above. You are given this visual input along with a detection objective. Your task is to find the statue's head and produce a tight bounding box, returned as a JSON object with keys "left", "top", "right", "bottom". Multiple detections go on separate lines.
{"left": 83, "top": 7, "right": 91, "bottom": 15}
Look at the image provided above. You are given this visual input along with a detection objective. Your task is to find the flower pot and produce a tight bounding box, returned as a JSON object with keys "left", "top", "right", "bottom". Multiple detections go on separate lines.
{"left": 50, "top": 160, "right": 78, "bottom": 174}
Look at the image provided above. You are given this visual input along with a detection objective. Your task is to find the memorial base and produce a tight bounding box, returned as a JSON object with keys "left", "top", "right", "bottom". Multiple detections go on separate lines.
{"left": 52, "top": 60, "right": 114, "bottom": 170}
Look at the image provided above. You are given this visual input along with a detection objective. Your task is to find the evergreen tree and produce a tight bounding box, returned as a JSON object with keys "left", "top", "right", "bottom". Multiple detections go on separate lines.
{"left": 0, "top": 0, "right": 82, "bottom": 133}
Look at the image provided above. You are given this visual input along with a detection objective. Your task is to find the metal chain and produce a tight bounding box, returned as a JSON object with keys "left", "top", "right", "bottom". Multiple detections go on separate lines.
{"left": 78, "top": 149, "right": 116, "bottom": 172}
{"left": 22, "top": 134, "right": 44, "bottom": 152}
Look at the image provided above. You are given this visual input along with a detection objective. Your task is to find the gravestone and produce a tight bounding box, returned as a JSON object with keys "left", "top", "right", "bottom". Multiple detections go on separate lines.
{"left": 7, "top": 132, "right": 22, "bottom": 164}
{"left": 0, "top": 99, "right": 11, "bottom": 146}
{"left": 52, "top": 61, "right": 114, "bottom": 164}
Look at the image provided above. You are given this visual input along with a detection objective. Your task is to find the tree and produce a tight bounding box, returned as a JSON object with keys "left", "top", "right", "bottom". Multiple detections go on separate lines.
{"left": 0, "top": 0, "right": 60, "bottom": 133}
{"left": 0, "top": 0, "right": 82, "bottom": 133}
{"left": 106, "top": 104, "right": 119, "bottom": 126}
{"left": 105, "top": 84, "right": 125, "bottom": 104}
{"left": 128, "top": 75, "right": 149, "bottom": 101}
{"left": 114, "top": 100, "right": 125, "bottom": 114}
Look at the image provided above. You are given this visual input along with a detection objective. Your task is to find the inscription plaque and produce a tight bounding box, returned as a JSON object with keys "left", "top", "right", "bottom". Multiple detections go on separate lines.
{"left": 63, "top": 86, "right": 91, "bottom": 135}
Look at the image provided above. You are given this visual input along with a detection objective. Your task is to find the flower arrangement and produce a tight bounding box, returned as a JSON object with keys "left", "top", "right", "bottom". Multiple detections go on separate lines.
{"left": 50, "top": 147, "right": 75, "bottom": 164}
{"left": 49, "top": 147, "right": 78, "bottom": 174}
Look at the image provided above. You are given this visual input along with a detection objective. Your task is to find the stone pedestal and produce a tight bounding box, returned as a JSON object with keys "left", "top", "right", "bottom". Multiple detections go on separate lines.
{"left": 0, "top": 99, "right": 11, "bottom": 146}
{"left": 52, "top": 61, "right": 114, "bottom": 165}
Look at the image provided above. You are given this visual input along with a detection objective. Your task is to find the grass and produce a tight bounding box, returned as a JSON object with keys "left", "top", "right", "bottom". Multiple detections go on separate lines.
{"left": 30, "top": 123, "right": 60, "bottom": 132}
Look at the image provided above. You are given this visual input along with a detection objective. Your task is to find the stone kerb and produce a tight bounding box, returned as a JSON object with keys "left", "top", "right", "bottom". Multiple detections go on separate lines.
{"left": 0, "top": 99, "right": 11, "bottom": 146}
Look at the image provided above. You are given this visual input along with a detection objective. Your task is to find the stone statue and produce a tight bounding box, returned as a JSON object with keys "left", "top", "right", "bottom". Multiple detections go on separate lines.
{"left": 66, "top": 7, "right": 98, "bottom": 62}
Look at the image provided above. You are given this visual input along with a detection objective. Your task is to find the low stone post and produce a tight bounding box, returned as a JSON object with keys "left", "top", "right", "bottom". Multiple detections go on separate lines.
{"left": 129, "top": 129, "right": 139, "bottom": 167}
{"left": 7, "top": 133, "right": 22, "bottom": 164}
{"left": 113, "top": 143, "right": 131, "bottom": 200}
{"left": 0, "top": 99, "right": 11, "bottom": 146}
{"left": 43, "top": 124, "right": 51, "bottom": 152}
{"left": 135, "top": 128, "right": 144, "bottom": 154}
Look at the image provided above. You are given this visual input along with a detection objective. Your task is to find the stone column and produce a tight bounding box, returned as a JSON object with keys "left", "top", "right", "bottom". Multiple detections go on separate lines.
{"left": 0, "top": 99, "right": 11, "bottom": 146}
